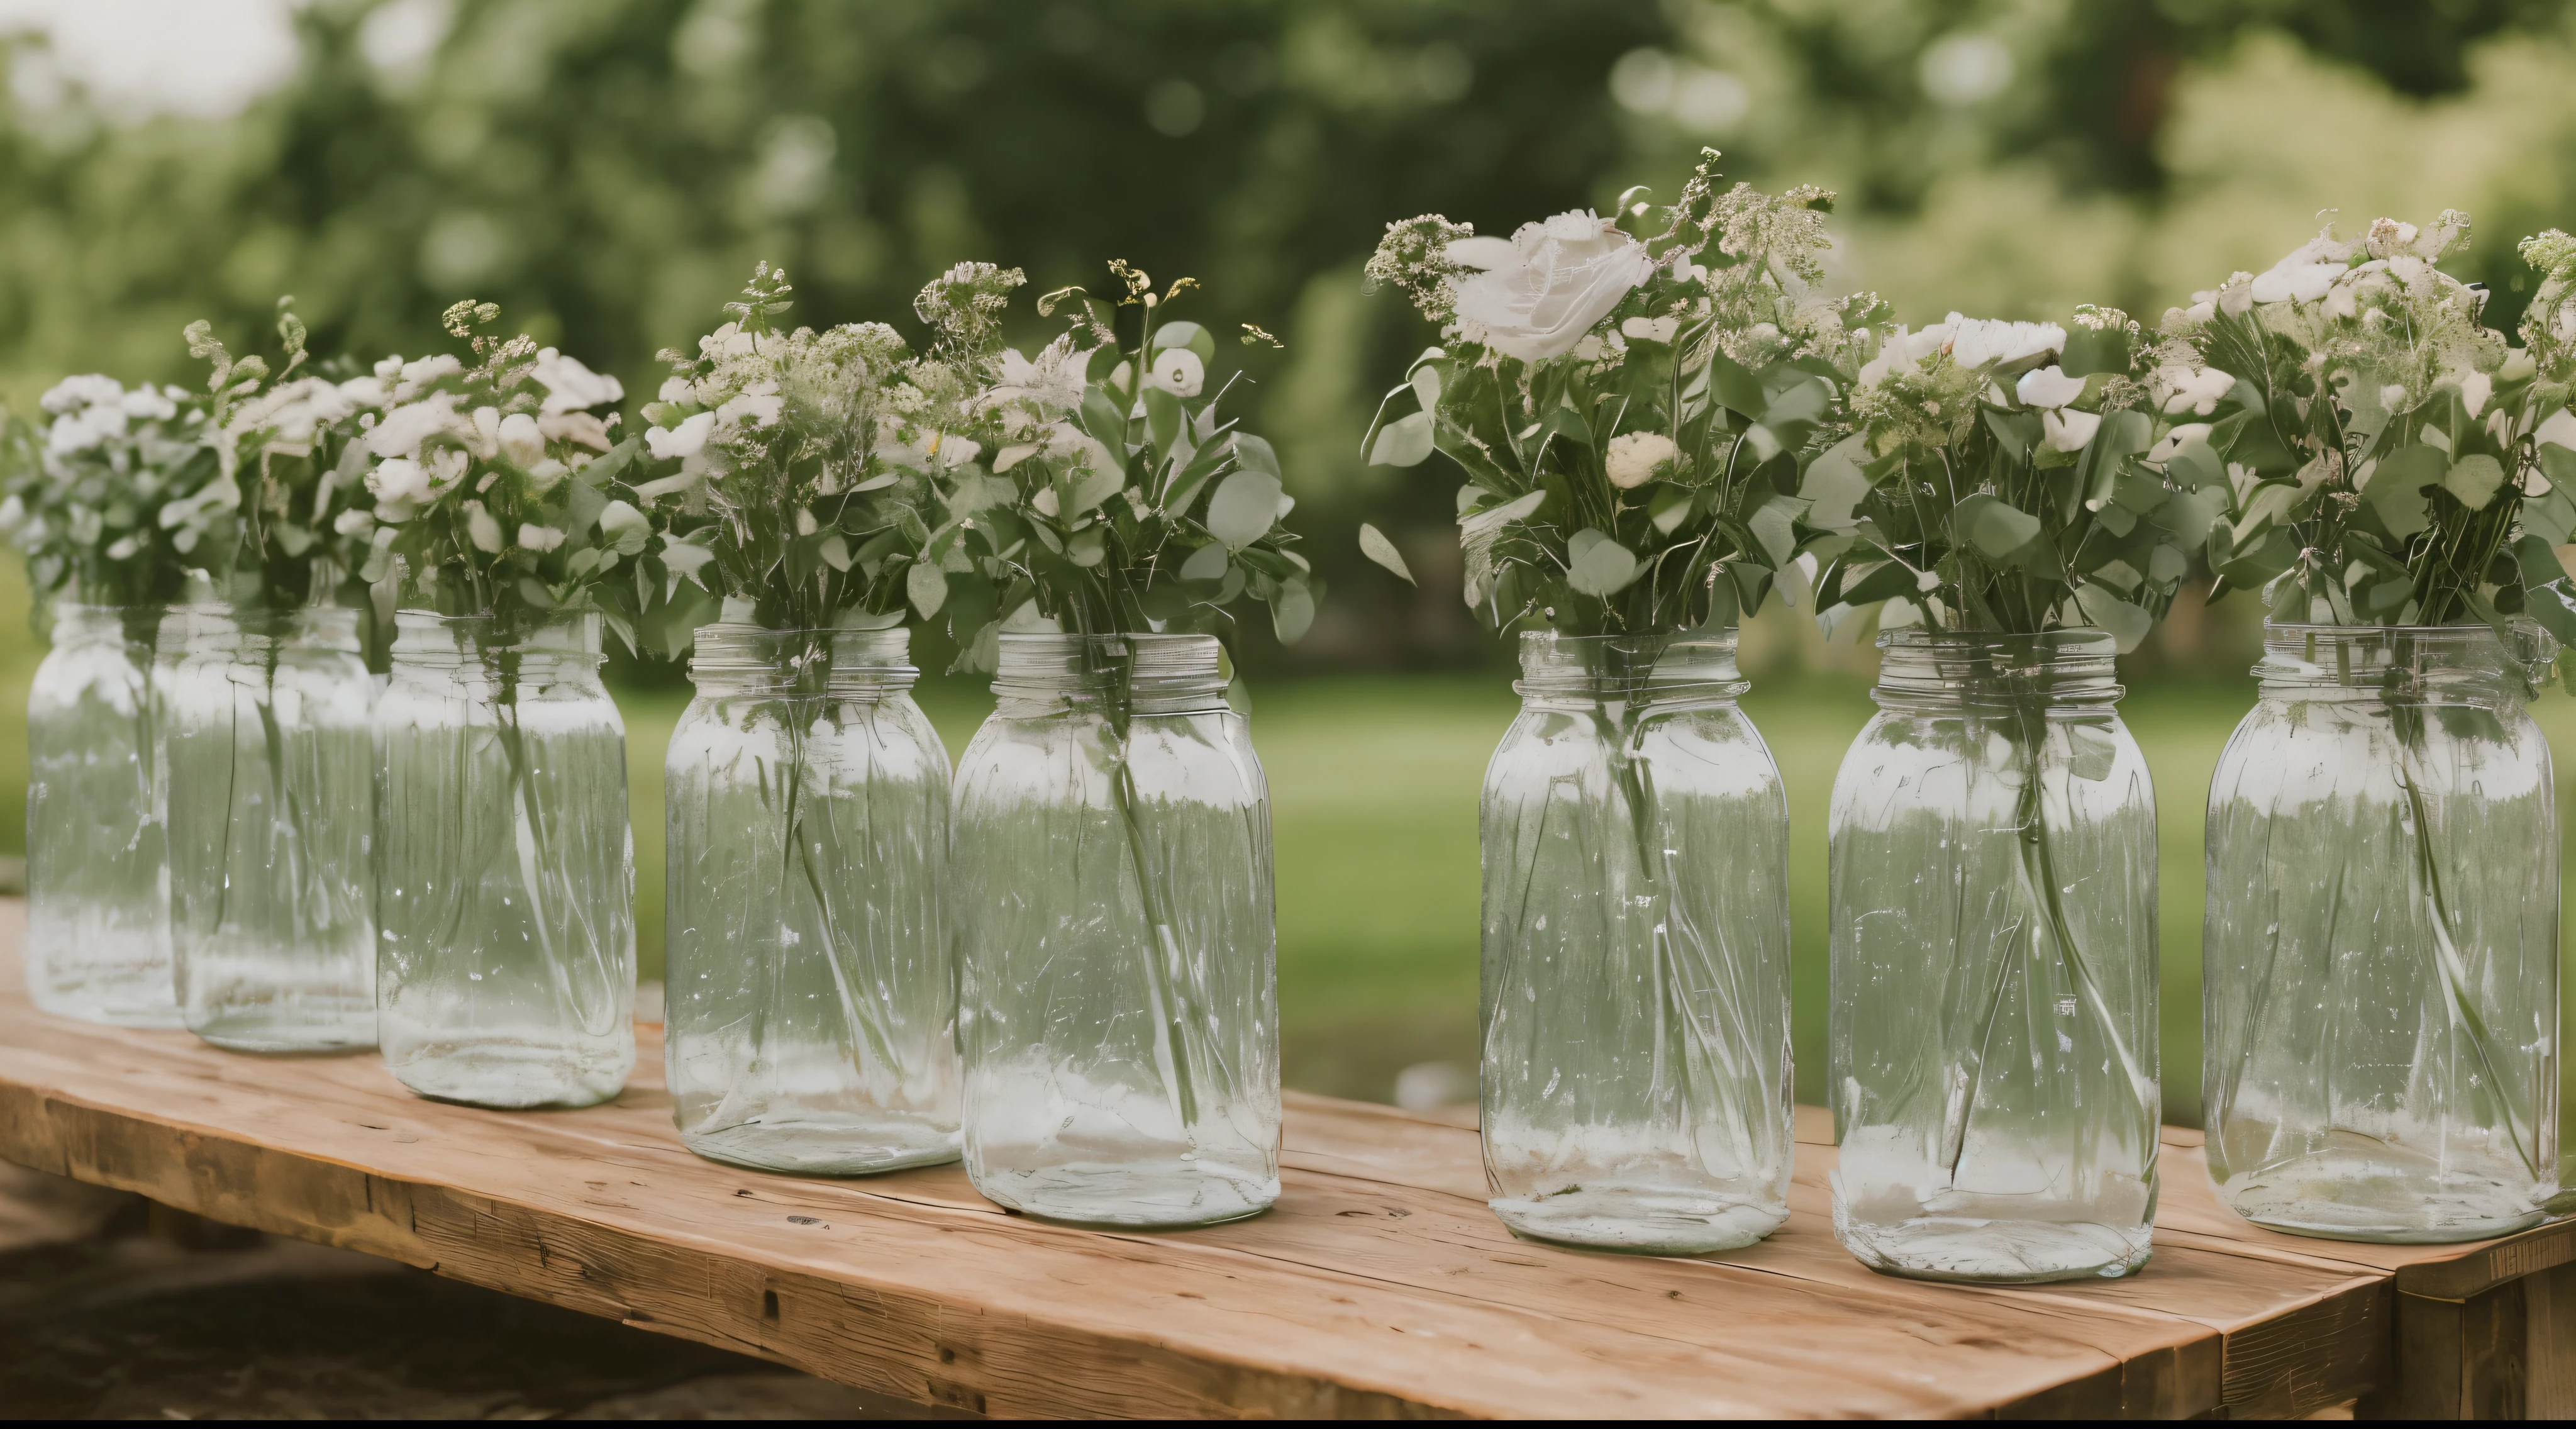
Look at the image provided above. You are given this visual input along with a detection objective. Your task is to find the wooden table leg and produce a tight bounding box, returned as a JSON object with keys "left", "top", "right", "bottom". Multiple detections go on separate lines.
{"left": 2361, "top": 1260, "right": 2576, "bottom": 1419}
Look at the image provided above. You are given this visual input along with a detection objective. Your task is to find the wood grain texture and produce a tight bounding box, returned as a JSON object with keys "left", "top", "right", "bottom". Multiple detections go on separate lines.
{"left": 0, "top": 900, "right": 2548, "bottom": 1420}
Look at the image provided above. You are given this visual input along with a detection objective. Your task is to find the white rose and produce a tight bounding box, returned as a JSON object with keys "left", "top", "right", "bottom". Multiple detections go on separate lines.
{"left": 1445, "top": 209, "right": 1656, "bottom": 363}
{"left": 1146, "top": 348, "right": 1204, "bottom": 398}
{"left": 1604, "top": 431, "right": 1679, "bottom": 489}
{"left": 517, "top": 523, "right": 565, "bottom": 552}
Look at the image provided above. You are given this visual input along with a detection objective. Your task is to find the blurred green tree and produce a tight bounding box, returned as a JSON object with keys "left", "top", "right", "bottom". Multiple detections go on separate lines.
{"left": 0, "top": 0, "right": 2569, "bottom": 671}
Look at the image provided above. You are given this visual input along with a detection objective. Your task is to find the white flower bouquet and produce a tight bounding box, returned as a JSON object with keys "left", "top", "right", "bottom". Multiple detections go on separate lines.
{"left": 633, "top": 264, "right": 953, "bottom": 655}
{"left": 2169, "top": 212, "right": 2576, "bottom": 650}
{"left": 189, "top": 304, "right": 387, "bottom": 613}
{"left": 352, "top": 301, "right": 667, "bottom": 647}
{"left": 906, "top": 259, "right": 1309, "bottom": 673}
{"left": 1362, "top": 151, "right": 1872, "bottom": 636}
{"left": 1811, "top": 302, "right": 2211, "bottom": 652}
{"left": 1, "top": 363, "right": 226, "bottom": 611}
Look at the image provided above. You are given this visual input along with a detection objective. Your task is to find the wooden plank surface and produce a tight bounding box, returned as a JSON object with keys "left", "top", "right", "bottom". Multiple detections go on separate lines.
{"left": 0, "top": 899, "right": 2552, "bottom": 1420}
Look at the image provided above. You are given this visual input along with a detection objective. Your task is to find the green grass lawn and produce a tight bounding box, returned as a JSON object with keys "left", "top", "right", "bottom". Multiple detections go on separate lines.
{"left": 0, "top": 545, "right": 2570, "bottom": 1140}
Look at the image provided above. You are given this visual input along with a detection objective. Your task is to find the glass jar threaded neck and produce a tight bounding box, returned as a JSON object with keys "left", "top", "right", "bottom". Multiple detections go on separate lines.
{"left": 994, "top": 633, "right": 1227, "bottom": 715}
{"left": 389, "top": 609, "right": 604, "bottom": 668}
{"left": 1872, "top": 627, "right": 2122, "bottom": 712}
{"left": 688, "top": 623, "right": 916, "bottom": 698}
{"left": 2255, "top": 621, "right": 2553, "bottom": 706}
{"left": 1513, "top": 630, "right": 1747, "bottom": 706}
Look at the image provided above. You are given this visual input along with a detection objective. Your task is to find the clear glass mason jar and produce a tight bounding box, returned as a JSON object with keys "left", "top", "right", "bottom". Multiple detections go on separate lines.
{"left": 665, "top": 623, "right": 958, "bottom": 1174}
{"left": 164, "top": 606, "right": 377, "bottom": 1052}
{"left": 24, "top": 602, "right": 179, "bottom": 1026}
{"left": 374, "top": 611, "right": 635, "bottom": 1108}
{"left": 2204, "top": 623, "right": 2560, "bottom": 1242}
{"left": 952, "top": 632, "right": 1279, "bottom": 1227}
{"left": 1480, "top": 630, "right": 1793, "bottom": 1252}
{"left": 1828, "top": 628, "right": 2160, "bottom": 1283}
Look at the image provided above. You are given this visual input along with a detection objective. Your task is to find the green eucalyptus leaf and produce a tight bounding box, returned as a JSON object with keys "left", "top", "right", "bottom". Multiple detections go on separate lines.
{"left": 2525, "top": 486, "right": 2576, "bottom": 547}
{"left": 1206, "top": 469, "right": 1284, "bottom": 549}
{"left": 1368, "top": 410, "right": 1435, "bottom": 467}
{"left": 2365, "top": 445, "right": 2447, "bottom": 538}
{"left": 1180, "top": 542, "right": 1230, "bottom": 582}
{"left": 2443, "top": 453, "right": 2506, "bottom": 511}
{"left": 1953, "top": 493, "right": 2041, "bottom": 560}
{"left": 2074, "top": 584, "right": 2153, "bottom": 653}
{"left": 1357, "top": 522, "right": 1414, "bottom": 584}
{"left": 1151, "top": 320, "right": 1217, "bottom": 363}
{"left": 1748, "top": 494, "right": 1809, "bottom": 567}
{"left": 1233, "top": 432, "right": 1282, "bottom": 478}
{"left": 1272, "top": 579, "right": 1316, "bottom": 642}
{"left": 1565, "top": 527, "right": 1641, "bottom": 597}
{"left": 1798, "top": 434, "right": 1870, "bottom": 535}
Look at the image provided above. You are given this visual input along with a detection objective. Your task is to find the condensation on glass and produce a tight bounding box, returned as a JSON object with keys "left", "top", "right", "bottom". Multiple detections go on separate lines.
{"left": 2204, "top": 623, "right": 2559, "bottom": 1243}
{"left": 164, "top": 605, "right": 376, "bottom": 1052}
{"left": 1828, "top": 628, "right": 2159, "bottom": 1283}
{"left": 953, "top": 633, "right": 1279, "bottom": 1227}
{"left": 1479, "top": 630, "right": 1793, "bottom": 1252}
{"left": 375, "top": 611, "right": 635, "bottom": 1108}
{"left": 25, "top": 601, "right": 179, "bottom": 1026}
{"left": 664, "top": 623, "right": 958, "bottom": 1174}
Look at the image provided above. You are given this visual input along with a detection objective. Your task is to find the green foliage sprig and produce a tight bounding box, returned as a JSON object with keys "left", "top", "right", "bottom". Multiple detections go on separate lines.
{"left": 1362, "top": 152, "right": 1874, "bottom": 637}
{"left": 908, "top": 259, "right": 1311, "bottom": 673}
{"left": 1813, "top": 305, "right": 2206, "bottom": 652}
{"left": 631, "top": 263, "right": 948, "bottom": 652}
{"left": 353, "top": 301, "right": 670, "bottom": 649}
{"left": 192, "top": 301, "right": 386, "bottom": 613}
{"left": 2168, "top": 213, "right": 2576, "bottom": 652}
{"left": 0, "top": 369, "right": 223, "bottom": 610}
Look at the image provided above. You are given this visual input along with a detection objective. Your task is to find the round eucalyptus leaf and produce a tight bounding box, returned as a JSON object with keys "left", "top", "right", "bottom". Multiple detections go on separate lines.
{"left": 1565, "top": 527, "right": 1641, "bottom": 597}
{"left": 1206, "top": 469, "right": 1284, "bottom": 549}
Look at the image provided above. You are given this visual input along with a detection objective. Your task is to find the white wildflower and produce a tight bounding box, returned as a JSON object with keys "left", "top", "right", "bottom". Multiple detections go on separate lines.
{"left": 497, "top": 413, "right": 546, "bottom": 468}
{"left": 647, "top": 410, "right": 717, "bottom": 462}
{"left": 2041, "top": 409, "right": 2102, "bottom": 452}
{"left": 2016, "top": 367, "right": 2087, "bottom": 409}
{"left": 530, "top": 348, "right": 623, "bottom": 414}
{"left": 516, "top": 523, "right": 565, "bottom": 552}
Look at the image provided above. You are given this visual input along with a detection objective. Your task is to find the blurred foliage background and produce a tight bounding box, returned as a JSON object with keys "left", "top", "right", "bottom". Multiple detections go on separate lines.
{"left": 1, "top": 0, "right": 2573, "bottom": 1122}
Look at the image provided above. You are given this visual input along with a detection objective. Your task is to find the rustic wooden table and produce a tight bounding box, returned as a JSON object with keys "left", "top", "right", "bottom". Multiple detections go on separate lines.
{"left": 0, "top": 904, "right": 2566, "bottom": 1418}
